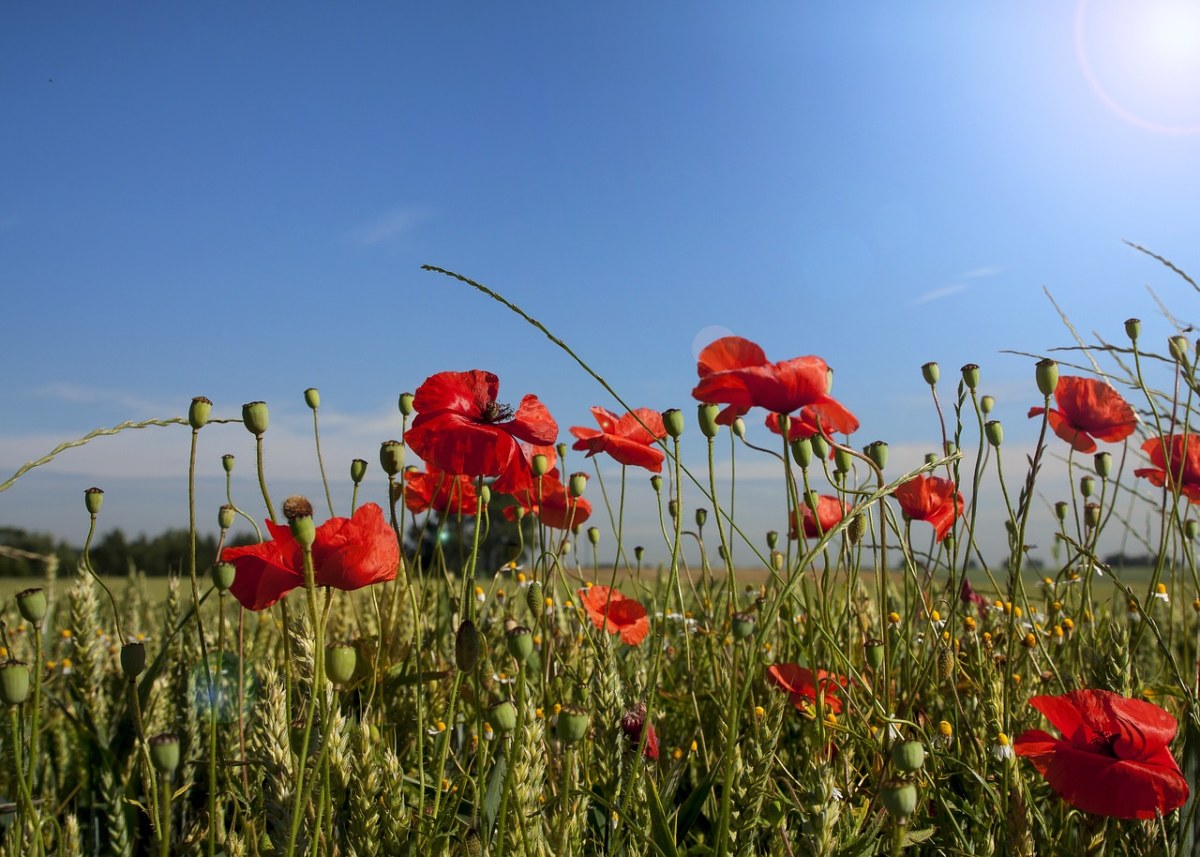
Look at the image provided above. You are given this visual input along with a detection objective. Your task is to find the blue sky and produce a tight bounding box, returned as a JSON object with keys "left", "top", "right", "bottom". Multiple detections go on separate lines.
{"left": 3, "top": 2, "right": 1200, "bottom": 564}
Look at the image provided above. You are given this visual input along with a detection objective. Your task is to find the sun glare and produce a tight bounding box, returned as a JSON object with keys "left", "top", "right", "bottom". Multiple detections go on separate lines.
{"left": 1076, "top": 0, "right": 1200, "bottom": 134}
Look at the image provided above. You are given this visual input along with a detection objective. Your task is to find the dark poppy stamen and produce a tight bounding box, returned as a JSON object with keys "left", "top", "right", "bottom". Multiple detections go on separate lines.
{"left": 480, "top": 401, "right": 515, "bottom": 423}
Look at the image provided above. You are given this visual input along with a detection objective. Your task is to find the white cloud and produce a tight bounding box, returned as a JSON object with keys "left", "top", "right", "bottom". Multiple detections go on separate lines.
{"left": 912, "top": 284, "right": 967, "bottom": 305}
{"left": 962, "top": 266, "right": 1001, "bottom": 279}
{"left": 347, "top": 207, "right": 427, "bottom": 246}
{"left": 35, "top": 382, "right": 175, "bottom": 414}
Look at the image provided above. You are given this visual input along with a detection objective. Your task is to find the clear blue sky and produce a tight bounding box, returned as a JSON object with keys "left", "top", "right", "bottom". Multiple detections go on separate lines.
{"left": 3, "top": 2, "right": 1200, "bottom": 563}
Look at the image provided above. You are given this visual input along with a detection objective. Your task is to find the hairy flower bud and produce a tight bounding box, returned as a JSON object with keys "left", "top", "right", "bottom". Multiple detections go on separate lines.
{"left": 242, "top": 401, "right": 270, "bottom": 436}
{"left": 189, "top": 396, "right": 213, "bottom": 429}
{"left": 587, "top": 527, "right": 600, "bottom": 546}
{"left": 525, "top": 581, "right": 544, "bottom": 621}
{"left": 881, "top": 781, "right": 918, "bottom": 820}
{"left": 1084, "top": 502, "right": 1101, "bottom": 529}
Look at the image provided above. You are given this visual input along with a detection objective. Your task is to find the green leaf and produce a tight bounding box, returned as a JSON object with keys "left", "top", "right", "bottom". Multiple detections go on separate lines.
{"left": 645, "top": 775, "right": 678, "bottom": 857}
{"left": 482, "top": 747, "right": 507, "bottom": 838}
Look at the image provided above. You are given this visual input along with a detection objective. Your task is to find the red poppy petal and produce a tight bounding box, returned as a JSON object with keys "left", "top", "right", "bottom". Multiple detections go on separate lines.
{"left": 595, "top": 435, "right": 665, "bottom": 472}
{"left": 313, "top": 504, "right": 399, "bottom": 591}
{"left": 221, "top": 540, "right": 303, "bottom": 611}
{"left": 590, "top": 406, "right": 621, "bottom": 435}
{"left": 569, "top": 427, "right": 602, "bottom": 444}
{"left": 697, "top": 336, "right": 768, "bottom": 375}
{"left": 508, "top": 394, "right": 559, "bottom": 445}
{"left": 413, "top": 370, "right": 499, "bottom": 418}
{"left": 1036, "top": 738, "right": 1187, "bottom": 819}
{"left": 803, "top": 399, "right": 860, "bottom": 436}
{"left": 1046, "top": 410, "right": 1097, "bottom": 454}
{"left": 767, "top": 663, "right": 814, "bottom": 696}
{"left": 608, "top": 599, "right": 650, "bottom": 646}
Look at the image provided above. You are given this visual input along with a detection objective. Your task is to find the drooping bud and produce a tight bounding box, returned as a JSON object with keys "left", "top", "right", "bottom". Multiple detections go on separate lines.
{"left": 891, "top": 741, "right": 926, "bottom": 773}
{"left": 980, "top": 395, "right": 995, "bottom": 415}
{"left": 455, "top": 620, "right": 482, "bottom": 672}
{"left": 668, "top": 499, "right": 680, "bottom": 520}
{"left": 984, "top": 420, "right": 1003, "bottom": 448}
{"left": 222, "top": 453, "right": 236, "bottom": 473}
{"left": 489, "top": 700, "right": 519, "bottom": 734}
{"left": 694, "top": 508, "right": 707, "bottom": 528}
{"left": 1094, "top": 452, "right": 1112, "bottom": 479}
{"left": 569, "top": 472, "right": 588, "bottom": 498}
{"left": 865, "top": 441, "right": 888, "bottom": 470}
{"left": 506, "top": 625, "right": 533, "bottom": 664}
{"left": 379, "top": 441, "right": 405, "bottom": 477}
{"left": 1125, "top": 318, "right": 1141, "bottom": 343}
{"left": 1080, "top": 476, "right": 1095, "bottom": 498}
{"left": 1035, "top": 359, "right": 1059, "bottom": 398}
{"left": 556, "top": 705, "right": 590, "bottom": 743}
{"left": 532, "top": 454, "right": 550, "bottom": 477}
{"left": 804, "top": 490, "right": 820, "bottom": 512}
{"left": 218, "top": 504, "right": 235, "bottom": 530}
{"left": 662, "top": 409, "right": 685, "bottom": 439}
{"left": 189, "top": 396, "right": 213, "bottom": 429}
{"left": 211, "top": 562, "right": 236, "bottom": 592}
{"left": 0, "top": 662, "right": 29, "bottom": 706}
{"left": 16, "top": 588, "right": 47, "bottom": 626}
{"left": 732, "top": 418, "right": 746, "bottom": 439}
{"left": 242, "top": 401, "right": 270, "bottom": 436}
{"left": 634, "top": 546, "right": 645, "bottom": 562}
{"left": 961, "top": 364, "right": 980, "bottom": 391}
{"left": 1170, "top": 335, "right": 1191, "bottom": 363}
{"left": 85, "top": 487, "right": 104, "bottom": 516}
{"left": 790, "top": 437, "right": 813, "bottom": 469}
{"left": 398, "top": 393, "right": 415, "bottom": 416}
{"left": 350, "top": 458, "right": 368, "bottom": 484}
{"left": 326, "top": 643, "right": 358, "bottom": 686}
{"left": 921, "top": 362, "right": 940, "bottom": 386}
{"left": 149, "top": 733, "right": 181, "bottom": 775}
{"left": 924, "top": 453, "right": 938, "bottom": 466}
{"left": 120, "top": 642, "right": 146, "bottom": 679}
{"left": 698, "top": 403, "right": 720, "bottom": 439}
{"left": 282, "top": 496, "right": 315, "bottom": 547}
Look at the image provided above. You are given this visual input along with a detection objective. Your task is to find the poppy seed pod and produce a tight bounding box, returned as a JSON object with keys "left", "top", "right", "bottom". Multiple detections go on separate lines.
{"left": 569, "top": 472, "right": 588, "bottom": 498}
{"left": 668, "top": 499, "right": 680, "bottom": 520}
{"left": 84, "top": 487, "right": 104, "bottom": 516}
{"left": 398, "top": 392, "right": 415, "bottom": 416}
{"left": 766, "top": 530, "right": 779, "bottom": 550}
{"left": 881, "top": 781, "right": 918, "bottom": 821}
{"left": 865, "top": 639, "right": 885, "bottom": 671}
{"left": 525, "top": 581, "right": 544, "bottom": 619}
{"left": 980, "top": 395, "right": 995, "bottom": 415}
{"left": 662, "top": 409, "right": 685, "bottom": 439}
{"left": 587, "top": 527, "right": 600, "bottom": 546}
{"left": 304, "top": 388, "right": 320, "bottom": 410}
{"left": 961, "top": 364, "right": 980, "bottom": 391}
{"left": 532, "top": 454, "right": 550, "bottom": 477}
{"left": 891, "top": 740, "right": 926, "bottom": 772}
{"left": 222, "top": 453, "right": 236, "bottom": 474}
{"left": 506, "top": 625, "right": 533, "bottom": 664}
{"left": 218, "top": 504, "right": 235, "bottom": 531}
{"left": 556, "top": 442, "right": 568, "bottom": 461}
{"left": 189, "top": 396, "right": 213, "bottom": 430}
{"left": 211, "top": 562, "right": 236, "bottom": 592}
{"left": 0, "top": 662, "right": 29, "bottom": 706}
{"left": 810, "top": 434, "right": 830, "bottom": 460}
{"left": 1125, "top": 318, "right": 1141, "bottom": 342}
{"left": 1187, "top": 519, "right": 1199, "bottom": 541}
{"left": 326, "top": 643, "right": 358, "bottom": 686}
{"left": 790, "top": 436, "right": 813, "bottom": 469}
{"left": 16, "top": 588, "right": 47, "bottom": 626}
{"left": 379, "top": 440, "right": 405, "bottom": 477}
{"left": 557, "top": 704, "right": 590, "bottom": 744}
{"left": 694, "top": 508, "right": 707, "bottom": 528}
{"left": 1035, "top": 359, "right": 1059, "bottom": 398}
{"left": 490, "top": 700, "right": 519, "bottom": 735}
{"left": 1170, "top": 335, "right": 1191, "bottom": 363}
{"left": 120, "top": 642, "right": 146, "bottom": 679}
{"left": 282, "top": 496, "right": 316, "bottom": 547}
{"left": 924, "top": 452, "right": 938, "bottom": 466}
{"left": 985, "top": 420, "right": 1003, "bottom": 448}
{"left": 698, "top": 403, "right": 720, "bottom": 439}
{"left": 634, "top": 545, "right": 644, "bottom": 562}
{"left": 1055, "top": 501, "right": 1069, "bottom": 521}
{"left": 1094, "top": 452, "right": 1112, "bottom": 479}
{"left": 149, "top": 733, "right": 180, "bottom": 775}
{"left": 921, "top": 362, "right": 940, "bottom": 386}
{"left": 479, "top": 484, "right": 490, "bottom": 505}
{"left": 242, "top": 401, "right": 270, "bottom": 436}
{"left": 350, "top": 458, "right": 368, "bottom": 484}
{"left": 1080, "top": 476, "right": 1095, "bottom": 498}
{"left": 865, "top": 441, "right": 888, "bottom": 470}
{"left": 455, "top": 620, "right": 482, "bottom": 672}
{"left": 1084, "top": 502, "right": 1101, "bottom": 529}
{"left": 834, "top": 447, "right": 853, "bottom": 474}
{"left": 731, "top": 611, "right": 756, "bottom": 640}
{"left": 650, "top": 475, "right": 663, "bottom": 494}
{"left": 732, "top": 417, "right": 746, "bottom": 439}
{"left": 804, "top": 490, "right": 821, "bottom": 512}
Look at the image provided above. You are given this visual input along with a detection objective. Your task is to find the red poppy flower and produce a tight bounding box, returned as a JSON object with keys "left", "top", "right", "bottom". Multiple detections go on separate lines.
{"left": 1027, "top": 376, "right": 1137, "bottom": 453}
{"left": 397, "top": 468, "right": 478, "bottom": 516}
{"left": 766, "top": 663, "right": 847, "bottom": 714}
{"left": 578, "top": 585, "right": 650, "bottom": 646}
{"left": 764, "top": 401, "right": 860, "bottom": 441}
{"left": 569, "top": 407, "right": 668, "bottom": 472}
{"left": 220, "top": 503, "right": 399, "bottom": 611}
{"left": 894, "top": 475, "right": 963, "bottom": 542}
{"left": 1135, "top": 434, "right": 1200, "bottom": 504}
{"left": 619, "top": 702, "right": 659, "bottom": 760}
{"left": 406, "top": 370, "right": 558, "bottom": 494}
{"left": 692, "top": 336, "right": 857, "bottom": 427}
{"left": 788, "top": 495, "right": 850, "bottom": 539}
{"left": 504, "top": 470, "right": 592, "bottom": 530}
{"left": 1014, "top": 689, "right": 1188, "bottom": 820}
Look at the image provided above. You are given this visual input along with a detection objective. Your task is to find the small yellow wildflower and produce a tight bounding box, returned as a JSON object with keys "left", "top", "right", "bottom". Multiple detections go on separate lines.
{"left": 887, "top": 611, "right": 901, "bottom": 625}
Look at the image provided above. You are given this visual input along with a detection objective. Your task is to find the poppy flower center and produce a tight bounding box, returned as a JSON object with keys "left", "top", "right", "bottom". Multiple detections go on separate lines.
{"left": 1087, "top": 729, "right": 1119, "bottom": 757}
{"left": 479, "top": 400, "right": 514, "bottom": 424}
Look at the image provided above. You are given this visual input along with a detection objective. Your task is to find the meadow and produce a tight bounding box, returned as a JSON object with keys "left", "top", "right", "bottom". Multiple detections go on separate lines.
{"left": 2, "top": 263, "right": 1200, "bottom": 856}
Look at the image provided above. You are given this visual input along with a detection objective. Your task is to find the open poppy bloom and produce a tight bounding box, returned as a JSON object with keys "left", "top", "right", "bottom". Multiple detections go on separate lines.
{"left": 578, "top": 585, "right": 649, "bottom": 645}
{"left": 1027, "top": 376, "right": 1137, "bottom": 454}
{"left": 220, "top": 503, "right": 399, "bottom": 611}
{"left": 619, "top": 702, "right": 659, "bottom": 760}
{"left": 894, "top": 475, "right": 963, "bottom": 542}
{"left": 406, "top": 370, "right": 558, "bottom": 494}
{"left": 764, "top": 401, "right": 860, "bottom": 441}
{"left": 766, "top": 663, "right": 847, "bottom": 714}
{"left": 1014, "top": 689, "right": 1188, "bottom": 820}
{"left": 569, "top": 406, "right": 668, "bottom": 472}
{"left": 397, "top": 468, "right": 479, "bottom": 516}
{"left": 505, "top": 470, "right": 592, "bottom": 530}
{"left": 789, "top": 495, "right": 850, "bottom": 539}
{"left": 1135, "top": 433, "right": 1200, "bottom": 504}
{"left": 692, "top": 335, "right": 857, "bottom": 428}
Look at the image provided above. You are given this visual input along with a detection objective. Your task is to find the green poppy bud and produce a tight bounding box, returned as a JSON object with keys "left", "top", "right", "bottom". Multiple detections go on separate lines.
{"left": 1084, "top": 502, "right": 1101, "bottom": 529}
{"left": 634, "top": 546, "right": 645, "bottom": 562}
{"left": 282, "top": 496, "right": 316, "bottom": 547}
{"left": 865, "top": 441, "right": 888, "bottom": 470}
{"left": 1170, "top": 335, "right": 1191, "bottom": 363}
{"left": 398, "top": 393, "right": 415, "bottom": 416}
{"left": 189, "top": 396, "right": 213, "bottom": 430}
{"left": 1094, "top": 452, "right": 1112, "bottom": 479}
{"left": 1035, "top": 358, "right": 1059, "bottom": 398}
{"left": 771, "top": 550, "right": 784, "bottom": 572}
{"left": 921, "top": 362, "right": 940, "bottom": 386}
{"left": 85, "top": 487, "right": 104, "bottom": 516}
{"left": 804, "top": 490, "right": 820, "bottom": 512}
{"left": 810, "top": 434, "right": 830, "bottom": 460}
{"left": 1055, "top": 501, "right": 1069, "bottom": 521}
{"left": 556, "top": 442, "right": 568, "bottom": 461}
{"left": 326, "top": 643, "right": 358, "bottom": 686}
{"left": 525, "top": 581, "right": 544, "bottom": 620}
{"left": 218, "top": 504, "right": 235, "bottom": 531}
{"left": 766, "top": 530, "right": 779, "bottom": 550}
{"left": 379, "top": 440, "right": 405, "bottom": 477}
{"left": 980, "top": 395, "right": 995, "bottom": 415}
{"left": 985, "top": 420, "right": 1003, "bottom": 448}
{"left": 1125, "top": 318, "right": 1141, "bottom": 343}
{"left": 891, "top": 741, "right": 925, "bottom": 773}
{"left": 149, "top": 733, "right": 180, "bottom": 775}
{"left": 0, "top": 662, "right": 29, "bottom": 706}
{"left": 668, "top": 499, "right": 680, "bottom": 520}
{"left": 479, "top": 484, "right": 491, "bottom": 505}
{"left": 587, "top": 527, "right": 600, "bottom": 546}
{"left": 924, "top": 452, "right": 938, "bottom": 466}
{"left": 490, "top": 700, "right": 519, "bottom": 734}
{"left": 242, "top": 401, "right": 270, "bottom": 436}
{"left": 16, "top": 588, "right": 47, "bottom": 626}
{"left": 304, "top": 388, "right": 320, "bottom": 410}
{"left": 120, "top": 642, "right": 146, "bottom": 679}
{"left": 662, "top": 408, "right": 685, "bottom": 439}
{"left": 569, "top": 472, "right": 588, "bottom": 498}
{"left": 1080, "top": 475, "right": 1095, "bottom": 498}
{"left": 222, "top": 453, "right": 236, "bottom": 474}
{"left": 865, "top": 639, "right": 885, "bottom": 671}
{"left": 961, "top": 364, "right": 980, "bottom": 391}
{"left": 944, "top": 441, "right": 957, "bottom": 457}
{"left": 790, "top": 437, "right": 813, "bottom": 469}
{"left": 455, "top": 620, "right": 482, "bottom": 672}
{"left": 350, "top": 458, "right": 368, "bottom": 484}
{"left": 211, "top": 562, "right": 236, "bottom": 592}
{"left": 698, "top": 403, "right": 720, "bottom": 439}
{"left": 532, "top": 454, "right": 550, "bottom": 477}
{"left": 731, "top": 611, "right": 756, "bottom": 640}
{"left": 556, "top": 704, "right": 590, "bottom": 744}
{"left": 694, "top": 508, "right": 707, "bottom": 528}
{"left": 732, "top": 417, "right": 746, "bottom": 439}
{"left": 881, "top": 781, "right": 918, "bottom": 821}
{"left": 506, "top": 625, "right": 533, "bottom": 664}
{"left": 834, "top": 447, "right": 853, "bottom": 474}
{"left": 650, "top": 475, "right": 663, "bottom": 494}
